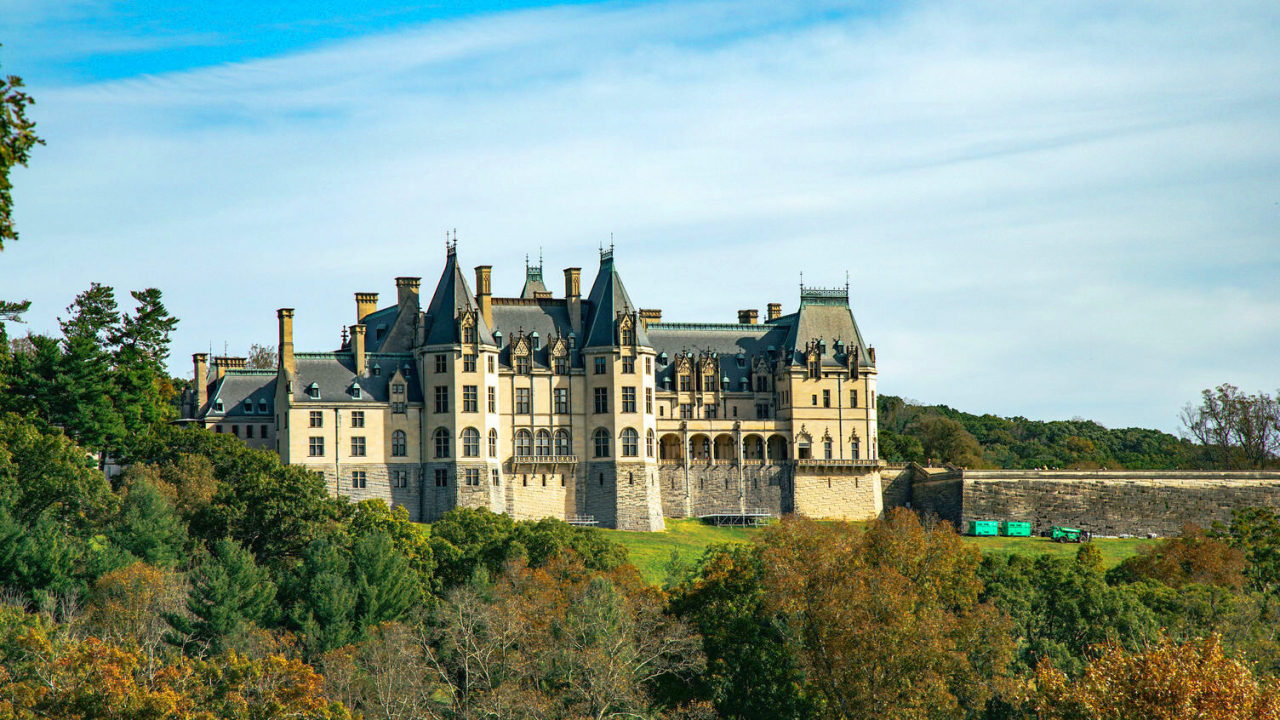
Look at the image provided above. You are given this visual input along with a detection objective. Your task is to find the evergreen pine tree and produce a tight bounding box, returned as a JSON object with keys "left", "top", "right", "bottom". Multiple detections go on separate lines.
{"left": 112, "top": 478, "right": 188, "bottom": 569}
{"left": 166, "top": 538, "right": 276, "bottom": 654}
{"left": 55, "top": 284, "right": 123, "bottom": 454}
{"left": 351, "top": 530, "right": 420, "bottom": 631}
{"left": 112, "top": 288, "right": 178, "bottom": 442}
{"left": 289, "top": 538, "right": 358, "bottom": 656}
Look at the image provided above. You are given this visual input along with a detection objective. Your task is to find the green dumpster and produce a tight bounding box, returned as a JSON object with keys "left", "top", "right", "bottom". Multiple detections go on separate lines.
{"left": 969, "top": 520, "right": 998, "bottom": 537}
{"left": 1001, "top": 521, "right": 1031, "bottom": 537}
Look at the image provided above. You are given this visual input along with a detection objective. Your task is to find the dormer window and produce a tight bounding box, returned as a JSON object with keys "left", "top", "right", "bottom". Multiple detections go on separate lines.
{"left": 493, "top": 330, "right": 503, "bottom": 347}
{"left": 350, "top": 383, "right": 362, "bottom": 399}
{"left": 393, "top": 383, "right": 405, "bottom": 394}
{"left": 516, "top": 355, "right": 531, "bottom": 374}
{"left": 244, "top": 399, "right": 254, "bottom": 413}
{"left": 376, "top": 324, "right": 387, "bottom": 341}
{"left": 621, "top": 327, "right": 633, "bottom": 346}
{"left": 464, "top": 325, "right": 476, "bottom": 343}
{"left": 307, "top": 382, "right": 321, "bottom": 399}
{"left": 568, "top": 332, "right": 576, "bottom": 349}
{"left": 372, "top": 363, "right": 381, "bottom": 376}
{"left": 531, "top": 332, "right": 540, "bottom": 350}
{"left": 214, "top": 399, "right": 224, "bottom": 412}
{"left": 258, "top": 399, "right": 267, "bottom": 413}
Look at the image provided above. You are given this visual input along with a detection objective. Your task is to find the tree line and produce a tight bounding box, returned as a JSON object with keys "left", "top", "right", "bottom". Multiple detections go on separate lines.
{"left": 878, "top": 388, "right": 1280, "bottom": 470}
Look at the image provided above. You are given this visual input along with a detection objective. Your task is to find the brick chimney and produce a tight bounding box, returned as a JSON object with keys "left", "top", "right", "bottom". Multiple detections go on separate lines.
{"left": 767, "top": 303, "right": 781, "bottom": 321}
{"left": 475, "top": 266, "right": 492, "bottom": 329}
{"left": 193, "top": 353, "right": 208, "bottom": 410}
{"left": 278, "top": 308, "right": 295, "bottom": 377}
{"left": 565, "top": 267, "right": 582, "bottom": 335}
{"left": 351, "top": 324, "right": 366, "bottom": 375}
{"left": 737, "top": 309, "right": 759, "bottom": 325}
{"left": 355, "top": 292, "right": 378, "bottom": 324}
{"left": 395, "top": 277, "right": 421, "bottom": 313}
{"left": 639, "top": 308, "right": 662, "bottom": 328}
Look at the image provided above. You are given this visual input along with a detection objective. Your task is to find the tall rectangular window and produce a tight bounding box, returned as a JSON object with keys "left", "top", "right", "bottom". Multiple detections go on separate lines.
{"left": 435, "top": 386, "right": 449, "bottom": 413}
{"left": 351, "top": 410, "right": 364, "bottom": 428}
{"left": 463, "top": 385, "right": 478, "bottom": 412}
{"left": 645, "top": 388, "right": 653, "bottom": 414}
{"left": 465, "top": 468, "right": 480, "bottom": 486}
{"left": 679, "top": 375, "right": 691, "bottom": 392}
{"left": 310, "top": 411, "right": 323, "bottom": 428}
{"left": 351, "top": 436, "right": 366, "bottom": 456}
{"left": 554, "top": 357, "right": 567, "bottom": 375}
{"left": 593, "top": 387, "right": 608, "bottom": 414}
{"left": 756, "top": 404, "right": 769, "bottom": 419}
{"left": 309, "top": 437, "right": 324, "bottom": 456}
{"left": 823, "top": 389, "right": 831, "bottom": 408}
{"left": 393, "top": 470, "right": 408, "bottom": 488}
{"left": 622, "top": 357, "right": 635, "bottom": 373}
{"left": 516, "top": 355, "right": 530, "bottom": 374}
{"left": 245, "top": 425, "right": 253, "bottom": 439}
{"left": 463, "top": 354, "right": 477, "bottom": 372}
{"left": 621, "top": 387, "right": 636, "bottom": 413}
{"left": 706, "top": 404, "right": 717, "bottom": 419}
{"left": 756, "top": 376, "right": 768, "bottom": 392}
{"left": 516, "top": 388, "right": 531, "bottom": 414}
{"left": 393, "top": 383, "right": 405, "bottom": 394}
{"left": 488, "top": 355, "right": 495, "bottom": 373}
{"left": 488, "top": 387, "right": 497, "bottom": 412}
{"left": 646, "top": 357, "right": 652, "bottom": 374}
{"left": 435, "top": 354, "right": 447, "bottom": 373}
{"left": 351, "top": 471, "right": 367, "bottom": 489}
{"left": 851, "top": 390, "right": 859, "bottom": 407}
{"left": 680, "top": 404, "right": 693, "bottom": 419}
{"left": 434, "top": 468, "right": 447, "bottom": 487}
{"left": 554, "top": 388, "right": 570, "bottom": 414}
{"left": 594, "top": 357, "right": 606, "bottom": 374}
{"left": 261, "top": 424, "right": 268, "bottom": 437}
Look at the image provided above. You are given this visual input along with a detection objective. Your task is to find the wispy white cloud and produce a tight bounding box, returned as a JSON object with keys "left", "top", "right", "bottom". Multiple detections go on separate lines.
{"left": 3, "top": 0, "right": 1278, "bottom": 431}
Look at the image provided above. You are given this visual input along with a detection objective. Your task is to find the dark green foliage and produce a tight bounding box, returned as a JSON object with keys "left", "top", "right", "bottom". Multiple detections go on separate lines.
{"left": 110, "top": 477, "right": 188, "bottom": 569}
{"left": 0, "top": 50, "right": 43, "bottom": 250}
{"left": 0, "top": 413, "right": 114, "bottom": 527}
{"left": 1211, "top": 508, "right": 1280, "bottom": 593}
{"left": 167, "top": 538, "right": 276, "bottom": 654}
{"left": 288, "top": 538, "right": 358, "bottom": 656}
{"left": 351, "top": 530, "right": 420, "bottom": 629}
{"left": 0, "top": 507, "right": 85, "bottom": 602}
{"left": 879, "top": 394, "right": 1198, "bottom": 469}
{"left": 978, "top": 551, "right": 1159, "bottom": 676}
{"left": 667, "top": 543, "right": 815, "bottom": 719}
{"left": 429, "top": 508, "right": 629, "bottom": 591}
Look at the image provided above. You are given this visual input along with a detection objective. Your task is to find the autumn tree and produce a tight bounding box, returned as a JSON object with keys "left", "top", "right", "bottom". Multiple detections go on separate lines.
{"left": 1182, "top": 384, "right": 1280, "bottom": 469}
{"left": 1109, "top": 523, "right": 1246, "bottom": 591}
{"left": 910, "top": 414, "right": 984, "bottom": 467}
{"left": 758, "top": 511, "right": 1014, "bottom": 719}
{"left": 1027, "top": 635, "right": 1280, "bottom": 720}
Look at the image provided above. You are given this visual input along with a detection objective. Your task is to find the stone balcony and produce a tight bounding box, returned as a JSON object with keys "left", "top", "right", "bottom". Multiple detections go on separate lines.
{"left": 510, "top": 454, "right": 578, "bottom": 469}
{"left": 793, "top": 458, "right": 884, "bottom": 473}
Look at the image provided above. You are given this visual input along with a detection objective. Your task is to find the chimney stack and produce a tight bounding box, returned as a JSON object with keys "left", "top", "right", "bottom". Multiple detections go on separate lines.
{"left": 193, "top": 353, "right": 209, "bottom": 410}
{"left": 395, "top": 277, "right": 421, "bottom": 313}
{"left": 278, "top": 308, "right": 296, "bottom": 377}
{"left": 767, "top": 303, "right": 782, "bottom": 321}
{"left": 639, "top": 308, "right": 662, "bottom": 328}
{"left": 565, "top": 267, "right": 582, "bottom": 335}
{"left": 475, "top": 266, "right": 492, "bottom": 329}
{"left": 355, "top": 292, "right": 378, "bottom": 323}
{"left": 351, "top": 324, "right": 366, "bottom": 375}
{"left": 737, "top": 309, "right": 759, "bottom": 325}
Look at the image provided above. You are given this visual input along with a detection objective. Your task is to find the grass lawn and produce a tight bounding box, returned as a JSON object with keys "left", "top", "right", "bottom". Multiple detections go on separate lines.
{"left": 604, "top": 518, "right": 1155, "bottom": 584}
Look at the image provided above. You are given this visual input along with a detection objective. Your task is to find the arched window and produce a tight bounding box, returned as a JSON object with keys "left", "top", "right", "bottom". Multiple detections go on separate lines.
{"left": 433, "top": 428, "right": 450, "bottom": 458}
{"left": 646, "top": 429, "right": 655, "bottom": 457}
{"left": 554, "top": 429, "right": 571, "bottom": 456}
{"left": 462, "top": 427, "right": 480, "bottom": 458}
{"left": 391, "top": 430, "right": 407, "bottom": 457}
{"left": 488, "top": 429, "right": 498, "bottom": 457}
{"left": 516, "top": 430, "right": 532, "bottom": 457}
{"left": 536, "top": 429, "right": 551, "bottom": 456}
{"left": 621, "top": 428, "right": 639, "bottom": 457}
{"left": 593, "top": 428, "right": 610, "bottom": 458}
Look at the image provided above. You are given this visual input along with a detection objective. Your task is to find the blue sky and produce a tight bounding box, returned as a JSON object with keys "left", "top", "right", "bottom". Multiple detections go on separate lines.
{"left": 1, "top": 0, "right": 1278, "bottom": 432}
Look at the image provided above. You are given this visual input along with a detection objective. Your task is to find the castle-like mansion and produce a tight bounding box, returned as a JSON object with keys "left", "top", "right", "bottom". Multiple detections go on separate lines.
{"left": 182, "top": 244, "right": 883, "bottom": 531}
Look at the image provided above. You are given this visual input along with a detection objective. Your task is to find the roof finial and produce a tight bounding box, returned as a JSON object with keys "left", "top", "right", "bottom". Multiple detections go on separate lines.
{"left": 799, "top": 270, "right": 804, "bottom": 291}
{"left": 445, "top": 229, "right": 457, "bottom": 257}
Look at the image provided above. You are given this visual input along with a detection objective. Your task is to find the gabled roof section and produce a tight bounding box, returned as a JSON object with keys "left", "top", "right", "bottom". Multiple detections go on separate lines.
{"left": 519, "top": 254, "right": 549, "bottom": 298}
{"left": 782, "top": 284, "right": 874, "bottom": 368}
{"left": 422, "top": 245, "right": 495, "bottom": 346}
{"left": 582, "top": 248, "right": 650, "bottom": 349}
{"left": 361, "top": 305, "right": 400, "bottom": 353}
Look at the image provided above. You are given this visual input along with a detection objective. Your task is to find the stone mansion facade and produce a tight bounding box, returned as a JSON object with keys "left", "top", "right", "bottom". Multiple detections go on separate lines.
{"left": 181, "top": 244, "right": 884, "bottom": 531}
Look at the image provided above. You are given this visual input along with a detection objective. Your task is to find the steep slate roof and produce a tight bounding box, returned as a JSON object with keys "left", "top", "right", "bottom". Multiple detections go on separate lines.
{"left": 289, "top": 352, "right": 423, "bottom": 404}
{"left": 361, "top": 305, "right": 400, "bottom": 353}
{"left": 202, "top": 371, "right": 276, "bottom": 419}
{"left": 421, "top": 247, "right": 495, "bottom": 347}
{"left": 489, "top": 299, "right": 580, "bottom": 369}
{"left": 519, "top": 260, "right": 549, "bottom": 299}
{"left": 782, "top": 288, "right": 875, "bottom": 368}
{"left": 647, "top": 322, "right": 791, "bottom": 389}
{"left": 582, "top": 251, "right": 650, "bottom": 349}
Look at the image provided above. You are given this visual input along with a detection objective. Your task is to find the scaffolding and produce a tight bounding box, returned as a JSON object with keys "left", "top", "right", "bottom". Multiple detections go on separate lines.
{"left": 567, "top": 514, "right": 599, "bottom": 527}
{"left": 698, "top": 509, "right": 775, "bottom": 527}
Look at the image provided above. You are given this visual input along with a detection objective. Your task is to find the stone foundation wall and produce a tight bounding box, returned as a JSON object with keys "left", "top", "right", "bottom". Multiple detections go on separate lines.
{"left": 961, "top": 471, "right": 1280, "bottom": 537}
{"left": 907, "top": 473, "right": 965, "bottom": 530}
{"left": 793, "top": 470, "right": 883, "bottom": 521}
{"left": 657, "top": 463, "right": 791, "bottom": 518}
{"left": 317, "top": 463, "right": 423, "bottom": 521}
{"left": 505, "top": 470, "right": 572, "bottom": 522}
{"left": 420, "top": 461, "right": 504, "bottom": 522}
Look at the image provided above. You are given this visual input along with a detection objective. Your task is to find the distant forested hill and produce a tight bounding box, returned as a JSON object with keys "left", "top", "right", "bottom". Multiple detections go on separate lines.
{"left": 877, "top": 395, "right": 1198, "bottom": 470}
